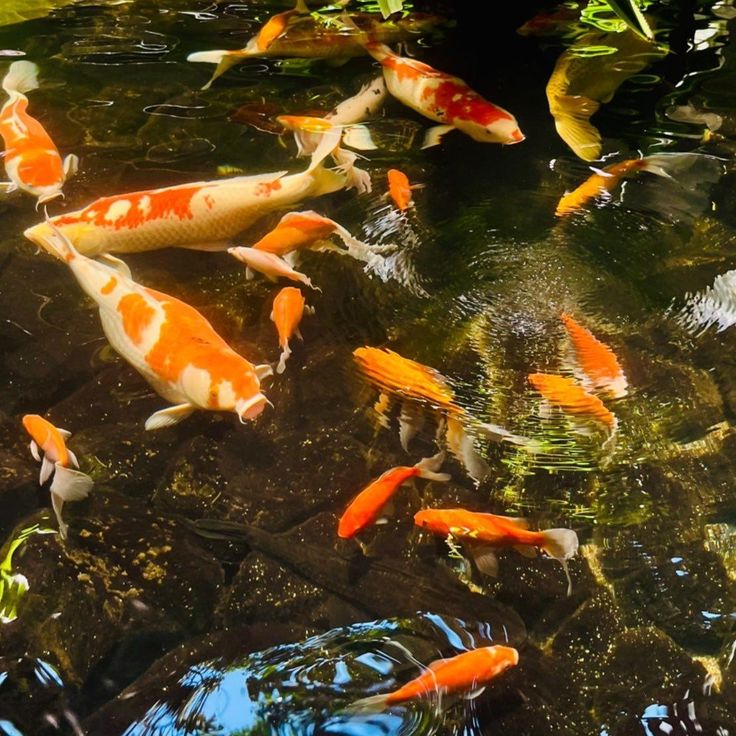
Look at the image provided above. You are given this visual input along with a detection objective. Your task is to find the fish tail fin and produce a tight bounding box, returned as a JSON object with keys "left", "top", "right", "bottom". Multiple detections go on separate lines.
{"left": 276, "top": 343, "right": 291, "bottom": 374}
{"left": 333, "top": 148, "right": 372, "bottom": 194}
{"left": 552, "top": 95, "right": 602, "bottom": 161}
{"left": 445, "top": 416, "right": 490, "bottom": 484}
{"left": 414, "top": 451, "right": 451, "bottom": 482}
{"left": 540, "top": 528, "right": 579, "bottom": 596}
{"left": 639, "top": 153, "right": 724, "bottom": 189}
{"left": 187, "top": 50, "right": 242, "bottom": 89}
{"left": 341, "top": 123, "right": 378, "bottom": 151}
{"left": 344, "top": 693, "right": 391, "bottom": 714}
{"left": 50, "top": 464, "right": 93, "bottom": 539}
{"left": 3, "top": 60, "right": 39, "bottom": 95}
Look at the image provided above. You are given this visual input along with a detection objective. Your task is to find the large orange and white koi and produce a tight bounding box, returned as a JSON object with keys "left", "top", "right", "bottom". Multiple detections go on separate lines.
{"left": 0, "top": 61, "right": 77, "bottom": 205}
{"left": 23, "top": 147, "right": 349, "bottom": 258}
{"left": 42, "top": 224, "right": 271, "bottom": 431}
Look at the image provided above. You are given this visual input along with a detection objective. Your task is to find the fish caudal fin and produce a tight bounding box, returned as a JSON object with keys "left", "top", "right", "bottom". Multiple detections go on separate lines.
{"left": 333, "top": 148, "right": 372, "bottom": 194}
{"left": 541, "top": 528, "right": 579, "bottom": 596}
{"left": 49, "top": 464, "right": 93, "bottom": 540}
{"left": 343, "top": 693, "right": 391, "bottom": 714}
{"left": 552, "top": 95, "right": 602, "bottom": 161}
{"left": 276, "top": 343, "right": 291, "bottom": 374}
{"left": 187, "top": 50, "right": 242, "bottom": 89}
{"left": 414, "top": 451, "right": 451, "bottom": 482}
{"left": 639, "top": 153, "right": 724, "bottom": 189}
{"left": 2, "top": 60, "right": 39, "bottom": 95}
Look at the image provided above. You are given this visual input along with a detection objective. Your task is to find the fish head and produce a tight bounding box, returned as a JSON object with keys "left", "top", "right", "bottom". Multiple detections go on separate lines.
{"left": 21, "top": 414, "right": 47, "bottom": 444}
{"left": 35, "top": 185, "right": 65, "bottom": 207}
{"left": 470, "top": 117, "right": 525, "bottom": 145}
{"left": 413, "top": 509, "right": 449, "bottom": 535}
{"left": 235, "top": 393, "right": 269, "bottom": 422}
{"left": 24, "top": 220, "right": 96, "bottom": 259}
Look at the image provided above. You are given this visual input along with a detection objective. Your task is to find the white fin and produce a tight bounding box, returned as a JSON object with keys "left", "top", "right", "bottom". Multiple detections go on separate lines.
{"left": 464, "top": 686, "right": 486, "bottom": 700}
{"left": 50, "top": 463, "right": 93, "bottom": 501}
{"left": 51, "top": 493, "right": 68, "bottom": 540}
{"left": 422, "top": 124, "right": 455, "bottom": 149}
{"left": 333, "top": 148, "right": 372, "bottom": 194}
{"left": 66, "top": 449, "right": 80, "bottom": 469}
{"left": 541, "top": 528, "right": 579, "bottom": 596}
{"left": 187, "top": 49, "right": 228, "bottom": 65}
{"left": 552, "top": 95, "right": 602, "bottom": 161}
{"left": 39, "top": 456, "right": 55, "bottom": 485}
{"left": 0, "top": 181, "right": 18, "bottom": 193}
{"left": 145, "top": 403, "right": 195, "bottom": 431}
{"left": 374, "top": 516, "right": 390, "bottom": 525}
{"left": 276, "top": 343, "right": 291, "bottom": 374}
{"left": 398, "top": 400, "right": 425, "bottom": 452}
{"left": 513, "top": 544, "right": 537, "bottom": 558}
{"left": 2, "top": 60, "right": 39, "bottom": 95}
{"left": 469, "top": 544, "right": 499, "bottom": 577}
{"left": 341, "top": 124, "right": 378, "bottom": 151}
{"left": 413, "top": 451, "right": 451, "bottom": 482}
{"left": 304, "top": 304, "right": 315, "bottom": 316}
{"left": 98, "top": 253, "right": 132, "bottom": 278}
{"left": 63, "top": 153, "right": 79, "bottom": 179}
{"left": 476, "top": 421, "right": 528, "bottom": 446}
{"left": 344, "top": 694, "right": 390, "bottom": 713}
{"left": 29, "top": 440, "right": 40, "bottom": 462}
{"left": 445, "top": 417, "right": 490, "bottom": 483}
{"left": 306, "top": 126, "right": 342, "bottom": 173}
{"left": 255, "top": 363, "right": 274, "bottom": 381}
{"left": 56, "top": 427, "right": 72, "bottom": 440}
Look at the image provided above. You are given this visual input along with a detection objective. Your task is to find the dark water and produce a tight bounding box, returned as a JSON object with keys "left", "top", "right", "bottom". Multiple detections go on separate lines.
{"left": 1, "top": 0, "right": 736, "bottom": 734}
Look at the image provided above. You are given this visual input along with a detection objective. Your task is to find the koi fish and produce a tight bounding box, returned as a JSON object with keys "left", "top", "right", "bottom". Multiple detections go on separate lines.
{"left": 347, "top": 19, "right": 524, "bottom": 148}
{"left": 353, "top": 347, "right": 529, "bottom": 482}
{"left": 270, "top": 286, "right": 311, "bottom": 373}
{"left": 24, "top": 147, "right": 348, "bottom": 258}
{"left": 252, "top": 210, "right": 389, "bottom": 268}
{"left": 528, "top": 372, "right": 617, "bottom": 435}
{"left": 228, "top": 246, "right": 319, "bottom": 290}
{"left": 414, "top": 507, "right": 579, "bottom": 594}
{"left": 561, "top": 313, "right": 627, "bottom": 398}
{"left": 517, "top": 4, "right": 583, "bottom": 38}
{"left": 0, "top": 60, "right": 78, "bottom": 205}
{"left": 22, "top": 414, "right": 93, "bottom": 539}
{"left": 546, "top": 29, "right": 666, "bottom": 160}
{"left": 387, "top": 168, "right": 421, "bottom": 211}
{"left": 41, "top": 223, "right": 271, "bottom": 431}
{"left": 338, "top": 453, "right": 450, "bottom": 539}
{"left": 188, "top": 11, "right": 442, "bottom": 89}
{"left": 350, "top": 645, "right": 519, "bottom": 710}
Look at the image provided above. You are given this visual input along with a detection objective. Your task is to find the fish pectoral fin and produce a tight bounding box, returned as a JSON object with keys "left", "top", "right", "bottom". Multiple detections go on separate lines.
{"left": 39, "top": 456, "right": 55, "bottom": 485}
{"left": 464, "top": 686, "right": 487, "bottom": 700}
{"left": 245, "top": 266, "right": 255, "bottom": 281}
{"left": 374, "top": 516, "right": 391, "bottom": 525}
{"left": 56, "top": 427, "right": 72, "bottom": 439}
{"left": 468, "top": 544, "right": 499, "bottom": 577}
{"left": 341, "top": 124, "right": 378, "bottom": 151}
{"left": 304, "top": 304, "right": 316, "bottom": 316}
{"left": 63, "top": 153, "right": 79, "bottom": 179}
{"left": 421, "top": 124, "right": 455, "bottom": 149}
{"left": 0, "top": 181, "right": 18, "bottom": 193}
{"left": 98, "top": 253, "right": 132, "bottom": 278}
{"left": 144, "top": 403, "right": 196, "bottom": 431}
{"left": 552, "top": 95, "right": 602, "bottom": 161}
{"left": 179, "top": 241, "right": 232, "bottom": 252}
{"left": 513, "top": 543, "right": 538, "bottom": 558}
{"left": 255, "top": 363, "right": 274, "bottom": 381}
{"left": 66, "top": 449, "right": 80, "bottom": 469}
{"left": 29, "top": 440, "right": 40, "bottom": 462}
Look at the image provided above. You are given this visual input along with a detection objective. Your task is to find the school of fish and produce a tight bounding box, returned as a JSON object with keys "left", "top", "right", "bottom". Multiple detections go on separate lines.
{"left": 7, "top": 0, "right": 691, "bottom": 716}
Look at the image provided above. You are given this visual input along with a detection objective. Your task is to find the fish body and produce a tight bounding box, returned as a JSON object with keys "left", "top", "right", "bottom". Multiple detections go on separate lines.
{"left": 528, "top": 372, "right": 616, "bottom": 433}
{"left": 327, "top": 75, "right": 387, "bottom": 126}
{"left": 362, "top": 40, "right": 524, "bottom": 146}
{"left": 353, "top": 646, "right": 519, "bottom": 709}
{"left": 22, "top": 414, "right": 93, "bottom": 539}
{"left": 24, "top": 152, "right": 346, "bottom": 258}
{"left": 188, "top": 13, "right": 442, "bottom": 89}
{"left": 270, "top": 286, "right": 307, "bottom": 373}
{"left": 229, "top": 246, "right": 318, "bottom": 290}
{"left": 387, "top": 168, "right": 415, "bottom": 211}
{"left": 546, "top": 29, "right": 665, "bottom": 160}
{"left": 42, "top": 225, "right": 269, "bottom": 431}
{"left": 338, "top": 453, "right": 450, "bottom": 539}
{"left": 0, "top": 61, "right": 77, "bottom": 204}
{"left": 561, "top": 313, "right": 627, "bottom": 397}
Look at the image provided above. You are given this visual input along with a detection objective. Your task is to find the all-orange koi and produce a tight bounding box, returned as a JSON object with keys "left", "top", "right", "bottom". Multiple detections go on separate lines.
{"left": 351, "top": 646, "right": 519, "bottom": 710}
{"left": 270, "top": 286, "right": 311, "bottom": 373}
{"left": 22, "top": 414, "right": 93, "bottom": 539}
{"left": 41, "top": 224, "right": 272, "bottom": 431}
{"left": 561, "top": 313, "right": 627, "bottom": 398}
{"left": 23, "top": 147, "right": 349, "bottom": 258}
{"left": 528, "top": 372, "right": 617, "bottom": 434}
{"left": 338, "top": 453, "right": 449, "bottom": 539}
{"left": 0, "top": 61, "right": 77, "bottom": 205}
{"left": 387, "top": 168, "right": 421, "bottom": 211}
{"left": 414, "top": 507, "right": 579, "bottom": 593}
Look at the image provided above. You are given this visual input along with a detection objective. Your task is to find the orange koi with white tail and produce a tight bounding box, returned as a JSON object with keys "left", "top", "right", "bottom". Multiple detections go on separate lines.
{"left": 41, "top": 224, "right": 271, "bottom": 431}
{"left": 270, "top": 286, "right": 311, "bottom": 374}
{"left": 0, "top": 61, "right": 78, "bottom": 205}
{"left": 22, "top": 414, "right": 93, "bottom": 539}
{"left": 23, "top": 147, "right": 349, "bottom": 258}
{"left": 414, "top": 507, "right": 579, "bottom": 595}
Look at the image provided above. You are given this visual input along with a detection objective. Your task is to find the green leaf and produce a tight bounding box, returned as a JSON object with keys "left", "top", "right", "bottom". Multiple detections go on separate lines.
{"left": 377, "top": 0, "right": 404, "bottom": 20}
{"left": 604, "top": 0, "right": 654, "bottom": 40}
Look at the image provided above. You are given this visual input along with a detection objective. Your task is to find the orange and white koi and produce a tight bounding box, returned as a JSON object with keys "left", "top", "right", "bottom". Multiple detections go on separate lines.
{"left": 228, "top": 246, "right": 319, "bottom": 290}
{"left": 387, "top": 168, "right": 422, "bottom": 211}
{"left": 561, "top": 313, "right": 627, "bottom": 398}
{"left": 0, "top": 61, "right": 77, "bottom": 205}
{"left": 353, "top": 347, "right": 528, "bottom": 482}
{"left": 252, "top": 210, "right": 388, "bottom": 268}
{"left": 349, "top": 22, "right": 524, "bottom": 148}
{"left": 187, "top": 11, "right": 441, "bottom": 89}
{"left": 338, "top": 453, "right": 449, "bottom": 539}
{"left": 22, "top": 414, "right": 93, "bottom": 539}
{"left": 270, "top": 286, "right": 312, "bottom": 373}
{"left": 528, "top": 372, "right": 617, "bottom": 435}
{"left": 23, "top": 147, "right": 349, "bottom": 258}
{"left": 350, "top": 646, "right": 519, "bottom": 710}
{"left": 414, "top": 507, "right": 579, "bottom": 594}
{"left": 42, "top": 223, "right": 271, "bottom": 431}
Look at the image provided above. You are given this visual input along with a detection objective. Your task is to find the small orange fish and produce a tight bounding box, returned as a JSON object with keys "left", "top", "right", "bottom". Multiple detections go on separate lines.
{"left": 561, "top": 313, "right": 627, "bottom": 398}
{"left": 414, "top": 507, "right": 578, "bottom": 593}
{"left": 270, "top": 286, "right": 309, "bottom": 373}
{"left": 351, "top": 646, "right": 519, "bottom": 710}
{"left": 338, "top": 453, "right": 449, "bottom": 539}
{"left": 229, "top": 246, "right": 319, "bottom": 290}
{"left": 255, "top": 0, "right": 310, "bottom": 52}
{"left": 528, "top": 372, "right": 617, "bottom": 434}
{"left": 387, "top": 169, "right": 417, "bottom": 211}
{"left": 22, "top": 414, "right": 93, "bottom": 539}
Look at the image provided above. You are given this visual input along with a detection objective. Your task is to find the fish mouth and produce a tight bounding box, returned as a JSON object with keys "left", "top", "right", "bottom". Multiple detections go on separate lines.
{"left": 507, "top": 129, "right": 526, "bottom": 144}
{"left": 236, "top": 393, "right": 269, "bottom": 422}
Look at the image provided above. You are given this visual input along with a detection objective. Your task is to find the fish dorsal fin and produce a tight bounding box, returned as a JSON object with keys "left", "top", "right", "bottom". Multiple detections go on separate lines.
{"left": 508, "top": 517, "right": 530, "bottom": 530}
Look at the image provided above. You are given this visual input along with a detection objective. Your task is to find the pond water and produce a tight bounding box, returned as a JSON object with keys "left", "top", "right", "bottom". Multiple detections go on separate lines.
{"left": 1, "top": 0, "right": 736, "bottom": 733}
